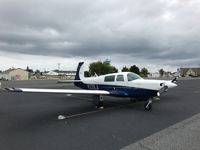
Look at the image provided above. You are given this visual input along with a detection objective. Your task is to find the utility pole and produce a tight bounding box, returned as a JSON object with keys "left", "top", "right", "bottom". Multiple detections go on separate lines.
{"left": 57, "top": 63, "right": 61, "bottom": 71}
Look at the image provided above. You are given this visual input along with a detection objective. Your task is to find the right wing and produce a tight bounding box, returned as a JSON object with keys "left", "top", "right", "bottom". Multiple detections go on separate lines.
{"left": 5, "top": 87, "right": 110, "bottom": 95}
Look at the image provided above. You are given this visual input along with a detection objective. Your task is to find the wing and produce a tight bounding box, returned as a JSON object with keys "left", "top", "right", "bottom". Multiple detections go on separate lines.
{"left": 5, "top": 87, "right": 110, "bottom": 95}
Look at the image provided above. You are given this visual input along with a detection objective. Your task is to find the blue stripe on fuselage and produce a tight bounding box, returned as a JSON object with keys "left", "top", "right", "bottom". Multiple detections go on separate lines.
{"left": 74, "top": 82, "right": 158, "bottom": 98}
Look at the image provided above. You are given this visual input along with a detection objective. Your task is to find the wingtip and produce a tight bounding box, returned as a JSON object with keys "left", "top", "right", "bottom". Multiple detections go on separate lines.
{"left": 5, "top": 87, "right": 23, "bottom": 92}
{"left": 4, "top": 87, "right": 13, "bottom": 91}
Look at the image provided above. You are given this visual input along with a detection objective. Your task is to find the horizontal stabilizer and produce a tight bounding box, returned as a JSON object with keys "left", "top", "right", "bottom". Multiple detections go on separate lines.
{"left": 57, "top": 80, "right": 82, "bottom": 83}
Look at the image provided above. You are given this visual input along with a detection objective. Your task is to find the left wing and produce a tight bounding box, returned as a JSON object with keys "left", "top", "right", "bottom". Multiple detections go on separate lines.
{"left": 5, "top": 87, "right": 110, "bottom": 95}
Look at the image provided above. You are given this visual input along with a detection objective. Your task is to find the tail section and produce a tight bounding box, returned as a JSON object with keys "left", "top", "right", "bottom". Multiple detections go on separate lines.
{"left": 57, "top": 62, "right": 84, "bottom": 84}
{"left": 75, "top": 62, "right": 84, "bottom": 80}
{"left": 74, "top": 62, "right": 88, "bottom": 89}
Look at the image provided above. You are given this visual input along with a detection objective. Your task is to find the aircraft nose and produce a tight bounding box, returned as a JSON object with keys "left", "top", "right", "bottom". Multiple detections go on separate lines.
{"left": 168, "top": 83, "right": 177, "bottom": 88}
{"left": 171, "top": 83, "right": 177, "bottom": 88}
{"left": 167, "top": 82, "right": 177, "bottom": 88}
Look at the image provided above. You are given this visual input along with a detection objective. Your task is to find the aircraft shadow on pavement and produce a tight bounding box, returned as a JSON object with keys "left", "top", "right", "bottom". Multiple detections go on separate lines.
{"left": 3, "top": 96, "right": 148, "bottom": 132}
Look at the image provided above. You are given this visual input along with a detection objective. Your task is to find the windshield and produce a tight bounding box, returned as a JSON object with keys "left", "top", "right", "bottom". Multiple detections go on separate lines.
{"left": 127, "top": 73, "right": 142, "bottom": 81}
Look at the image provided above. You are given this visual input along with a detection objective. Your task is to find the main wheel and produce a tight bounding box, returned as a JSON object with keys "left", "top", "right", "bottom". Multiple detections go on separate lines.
{"left": 144, "top": 102, "right": 152, "bottom": 111}
{"left": 93, "top": 95, "right": 104, "bottom": 109}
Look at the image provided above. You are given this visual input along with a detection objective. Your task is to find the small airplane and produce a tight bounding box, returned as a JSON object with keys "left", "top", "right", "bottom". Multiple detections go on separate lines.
{"left": 5, "top": 62, "right": 177, "bottom": 111}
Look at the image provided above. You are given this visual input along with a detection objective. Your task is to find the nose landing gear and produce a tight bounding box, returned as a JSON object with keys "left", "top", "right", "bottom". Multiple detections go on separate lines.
{"left": 144, "top": 98, "right": 153, "bottom": 111}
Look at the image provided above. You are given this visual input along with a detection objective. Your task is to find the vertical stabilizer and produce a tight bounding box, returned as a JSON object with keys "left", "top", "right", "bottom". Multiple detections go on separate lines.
{"left": 74, "top": 62, "right": 88, "bottom": 89}
{"left": 75, "top": 62, "right": 84, "bottom": 80}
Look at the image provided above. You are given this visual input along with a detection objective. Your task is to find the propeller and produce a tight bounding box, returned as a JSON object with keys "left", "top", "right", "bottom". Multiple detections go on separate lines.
{"left": 171, "top": 77, "right": 177, "bottom": 83}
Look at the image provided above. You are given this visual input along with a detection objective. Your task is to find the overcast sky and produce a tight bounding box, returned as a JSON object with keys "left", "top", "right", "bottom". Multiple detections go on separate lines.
{"left": 0, "top": 0, "right": 199, "bottom": 72}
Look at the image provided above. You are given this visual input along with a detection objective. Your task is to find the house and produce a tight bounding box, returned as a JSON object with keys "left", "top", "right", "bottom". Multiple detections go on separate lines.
{"left": 178, "top": 68, "right": 200, "bottom": 77}
{"left": 0, "top": 68, "right": 29, "bottom": 80}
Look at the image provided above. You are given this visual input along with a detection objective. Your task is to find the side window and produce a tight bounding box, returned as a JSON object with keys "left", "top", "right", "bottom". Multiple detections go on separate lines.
{"left": 116, "top": 75, "right": 124, "bottom": 81}
{"left": 104, "top": 75, "right": 115, "bottom": 82}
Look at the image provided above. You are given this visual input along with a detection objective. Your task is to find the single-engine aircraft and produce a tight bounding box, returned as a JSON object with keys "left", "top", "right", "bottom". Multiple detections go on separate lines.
{"left": 6, "top": 62, "right": 177, "bottom": 111}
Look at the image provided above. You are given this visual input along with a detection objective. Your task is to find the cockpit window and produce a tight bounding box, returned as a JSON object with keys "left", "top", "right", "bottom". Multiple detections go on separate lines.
{"left": 116, "top": 75, "right": 124, "bottom": 81}
{"left": 127, "top": 73, "right": 141, "bottom": 81}
{"left": 104, "top": 75, "right": 115, "bottom": 82}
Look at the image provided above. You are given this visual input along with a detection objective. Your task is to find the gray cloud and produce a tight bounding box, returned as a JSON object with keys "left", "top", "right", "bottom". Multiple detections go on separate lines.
{"left": 0, "top": 0, "right": 200, "bottom": 68}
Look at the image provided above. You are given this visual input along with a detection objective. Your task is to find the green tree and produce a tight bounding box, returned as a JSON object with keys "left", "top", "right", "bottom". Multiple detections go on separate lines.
{"left": 35, "top": 69, "right": 40, "bottom": 74}
{"left": 159, "top": 69, "right": 165, "bottom": 77}
{"left": 26, "top": 66, "right": 33, "bottom": 73}
{"left": 84, "top": 71, "right": 90, "bottom": 77}
{"left": 89, "top": 61, "right": 118, "bottom": 75}
{"left": 35, "top": 69, "right": 42, "bottom": 78}
{"left": 122, "top": 66, "right": 129, "bottom": 72}
{"left": 130, "top": 65, "right": 140, "bottom": 75}
{"left": 140, "top": 68, "right": 149, "bottom": 77}
{"left": 111, "top": 66, "right": 118, "bottom": 73}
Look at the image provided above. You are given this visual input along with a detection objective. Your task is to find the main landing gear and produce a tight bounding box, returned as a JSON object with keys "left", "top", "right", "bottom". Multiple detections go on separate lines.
{"left": 93, "top": 96, "right": 154, "bottom": 111}
{"left": 93, "top": 95, "right": 104, "bottom": 109}
{"left": 144, "top": 98, "right": 153, "bottom": 111}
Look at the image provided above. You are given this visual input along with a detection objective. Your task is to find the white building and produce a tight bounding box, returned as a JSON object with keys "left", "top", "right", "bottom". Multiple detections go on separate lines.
{"left": 45, "top": 71, "right": 59, "bottom": 76}
{"left": 148, "top": 72, "right": 160, "bottom": 78}
{"left": 45, "top": 70, "right": 76, "bottom": 77}
{"left": 0, "top": 68, "right": 29, "bottom": 80}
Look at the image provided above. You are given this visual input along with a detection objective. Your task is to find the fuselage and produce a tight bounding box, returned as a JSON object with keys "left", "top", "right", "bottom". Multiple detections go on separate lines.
{"left": 74, "top": 72, "right": 177, "bottom": 99}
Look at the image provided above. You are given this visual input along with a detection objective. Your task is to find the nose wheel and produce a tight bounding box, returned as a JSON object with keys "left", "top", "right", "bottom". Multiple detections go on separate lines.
{"left": 144, "top": 99, "right": 152, "bottom": 111}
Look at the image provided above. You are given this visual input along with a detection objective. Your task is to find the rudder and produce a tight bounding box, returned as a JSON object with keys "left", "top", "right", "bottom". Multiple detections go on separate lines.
{"left": 75, "top": 62, "right": 84, "bottom": 80}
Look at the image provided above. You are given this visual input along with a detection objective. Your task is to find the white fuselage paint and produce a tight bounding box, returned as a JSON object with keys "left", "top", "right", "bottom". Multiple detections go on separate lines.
{"left": 80, "top": 72, "right": 177, "bottom": 91}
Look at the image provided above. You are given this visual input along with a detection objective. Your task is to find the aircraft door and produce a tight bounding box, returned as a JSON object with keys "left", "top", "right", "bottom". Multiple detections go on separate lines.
{"left": 116, "top": 74, "right": 127, "bottom": 86}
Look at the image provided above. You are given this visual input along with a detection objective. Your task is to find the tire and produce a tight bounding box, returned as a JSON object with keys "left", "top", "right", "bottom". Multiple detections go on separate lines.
{"left": 93, "top": 95, "right": 103, "bottom": 108}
